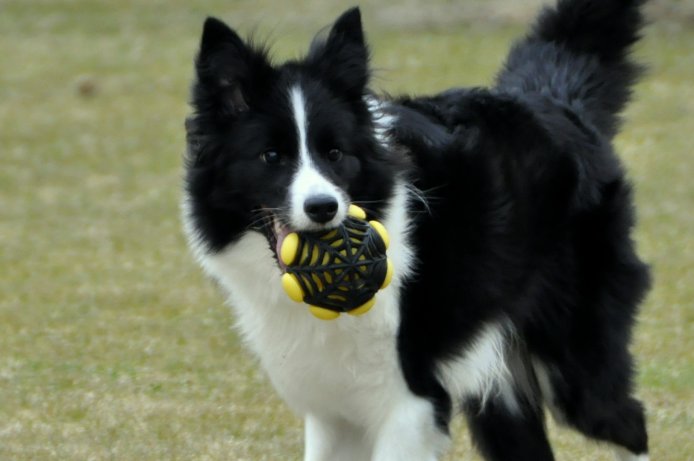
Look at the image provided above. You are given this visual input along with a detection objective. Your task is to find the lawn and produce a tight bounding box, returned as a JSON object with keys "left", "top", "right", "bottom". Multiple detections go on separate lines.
{"left": 0, "top": 0, "right": 692, "bottom": 460}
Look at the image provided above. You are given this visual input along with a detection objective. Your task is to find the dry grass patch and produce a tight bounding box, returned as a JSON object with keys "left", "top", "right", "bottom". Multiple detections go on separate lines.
{"left": 1, "top": 1, "right": 692, "bottom": 460}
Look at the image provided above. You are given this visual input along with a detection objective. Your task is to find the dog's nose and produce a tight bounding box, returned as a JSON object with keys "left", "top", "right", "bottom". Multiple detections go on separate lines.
{"left": 304, "top": 194, "right": 338, "bottom": 223}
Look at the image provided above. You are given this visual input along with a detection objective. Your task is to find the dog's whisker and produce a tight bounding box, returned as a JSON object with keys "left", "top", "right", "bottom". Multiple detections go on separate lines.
{"left": 405, "top": 184, "right": 433, "bottom": 215}
{"left": 352, "top": 199, "right": 386, "bottom": 205}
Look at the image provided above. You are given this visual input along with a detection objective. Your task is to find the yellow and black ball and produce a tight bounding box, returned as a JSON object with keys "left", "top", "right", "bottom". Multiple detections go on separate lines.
{"left": 280, "top": 205, "right": 393, "bottom": 320}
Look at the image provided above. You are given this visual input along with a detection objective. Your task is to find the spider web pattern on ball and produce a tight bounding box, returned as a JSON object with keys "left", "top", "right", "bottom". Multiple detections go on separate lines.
{"left": 280, "top": 205, "right": 393, "bottom": 320}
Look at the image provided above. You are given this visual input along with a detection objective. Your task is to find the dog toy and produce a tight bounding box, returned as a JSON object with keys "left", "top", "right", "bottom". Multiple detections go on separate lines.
{"left": 280, "top": 205, "right": 393, "bottom": 320}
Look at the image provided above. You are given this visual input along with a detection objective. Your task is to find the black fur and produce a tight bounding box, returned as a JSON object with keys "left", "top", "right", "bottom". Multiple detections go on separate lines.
{"left": 392, "top": 0, "right": 650, "bottom": 456}
{"left": 184, "top": 1, "right": 650, "bottom": 458}
{"left": 186, "top": 9, "right": 398, "bottom": 252}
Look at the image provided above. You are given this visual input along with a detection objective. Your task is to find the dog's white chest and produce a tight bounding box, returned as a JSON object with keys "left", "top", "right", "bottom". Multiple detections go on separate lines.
{"left": 256, "top": 296, "right": 405, "bottom": 421}
{"left": 203, "top": 230, "right": 406, "bottom": 422}
{"left": 196, "top": 184, "right": 415, "bottom": 424}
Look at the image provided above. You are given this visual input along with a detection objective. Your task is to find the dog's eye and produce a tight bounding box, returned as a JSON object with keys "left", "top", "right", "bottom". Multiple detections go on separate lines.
{"left": 261, "top": 150, "right": 281, "bottom": 165}
{"left": 326, "top": 148, "right": 343, "bottom": 162}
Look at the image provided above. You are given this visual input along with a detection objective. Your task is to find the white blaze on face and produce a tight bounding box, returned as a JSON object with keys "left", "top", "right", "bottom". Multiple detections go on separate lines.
{"left": 288, "top": 85, "right": 346, "bottom": 230}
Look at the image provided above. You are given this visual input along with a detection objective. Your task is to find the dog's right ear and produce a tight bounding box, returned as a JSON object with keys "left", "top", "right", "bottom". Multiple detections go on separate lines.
{"left": 307, "top": 8, "right": 369, "bottom": 100}
{"left": 193, "top": 17, "right": 272, "bottom": 115}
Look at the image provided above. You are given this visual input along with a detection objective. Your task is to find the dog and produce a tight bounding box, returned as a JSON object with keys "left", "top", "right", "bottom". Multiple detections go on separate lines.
{"left": 182, "top": 0, "right": 651, "bottom": 459}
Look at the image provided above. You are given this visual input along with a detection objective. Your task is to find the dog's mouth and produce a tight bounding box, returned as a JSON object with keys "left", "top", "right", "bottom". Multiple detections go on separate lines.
{"left": 257, "top": 211, "right": 293, "bottom": 271}
{"left": 257, "top": 208, "right": 344, "bottom": 271}
{"left": 272, "top": 219, "right": 292, "bottom": 271}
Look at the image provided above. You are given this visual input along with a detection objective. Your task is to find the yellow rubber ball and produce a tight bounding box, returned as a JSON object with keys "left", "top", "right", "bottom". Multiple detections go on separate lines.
{"left": 347, "top": 297, "right": 376, "bottom": 316}
{"left": 309, "top": 305, "right": 341, "bottom": 320}
{"left": 369, "top": 220, "right": 390, "bottom": 250}
{"left": 281, "top": 273, "right": 304, "bottom": 303}
{"left": 381, "top": 258, "right": 394, "bottom": 289}
{"left": 348, "top": 204, "right": 367, "bottom": 220}
{"left": 280, "top": 232, "right": 300, "bottom": 266}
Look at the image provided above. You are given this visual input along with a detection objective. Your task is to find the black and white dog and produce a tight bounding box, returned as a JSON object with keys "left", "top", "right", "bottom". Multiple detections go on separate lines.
{"left": 182, "top": 0, "right": 651, "bottom": 459}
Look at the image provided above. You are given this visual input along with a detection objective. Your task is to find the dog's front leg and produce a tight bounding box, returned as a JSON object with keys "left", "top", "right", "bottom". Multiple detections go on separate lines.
{"left": 304, "top": 413, "right": 371, "bottom": 461}
{"left": 371, "top": 397, "right": 450, "bottom": 461}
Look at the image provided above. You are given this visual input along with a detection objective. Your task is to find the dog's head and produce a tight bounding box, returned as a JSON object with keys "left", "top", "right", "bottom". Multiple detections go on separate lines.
{"left": 184, "top": 8, "right": 397, "bottom": 262}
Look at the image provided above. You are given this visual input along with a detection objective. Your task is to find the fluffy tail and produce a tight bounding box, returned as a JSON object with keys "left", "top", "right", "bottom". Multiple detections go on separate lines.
{"left": 496, "top": 0, "right": 646, "bottom": 138}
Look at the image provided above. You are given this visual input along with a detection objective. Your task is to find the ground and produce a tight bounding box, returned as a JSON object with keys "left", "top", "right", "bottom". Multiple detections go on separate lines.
{"left": 0, "top": 0, "right": 692, "bottom": 460}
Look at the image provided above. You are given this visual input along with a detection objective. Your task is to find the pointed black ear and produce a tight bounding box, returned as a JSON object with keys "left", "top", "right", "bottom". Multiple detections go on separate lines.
{"left": 200, "top": 17, "right": 243, "bottom": 56}
{"left": 194, "top": 17, "right": 272, "bottom": 115}
{"left": 308, "top": 7, "right": 369, "bottom": 99}
{"left": 329, "top": 7, "right": 365, "bottom": 50}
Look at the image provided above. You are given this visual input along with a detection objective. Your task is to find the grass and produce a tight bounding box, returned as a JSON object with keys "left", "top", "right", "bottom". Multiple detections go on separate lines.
{"left": 0, "top": 0, "right": 692, "bottom": 459}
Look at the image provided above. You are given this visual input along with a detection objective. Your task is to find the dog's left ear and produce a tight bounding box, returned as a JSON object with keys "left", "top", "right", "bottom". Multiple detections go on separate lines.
{"left": 194, "top": 17, "right": 274, "bottom": 116}
{"left": 308, "top": 7, "right": 369, "bottom": 99}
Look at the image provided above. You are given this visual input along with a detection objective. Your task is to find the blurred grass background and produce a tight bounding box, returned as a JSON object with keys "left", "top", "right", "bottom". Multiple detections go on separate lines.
{"left": 0, "top": 0, "right": 692, "bottom": 459}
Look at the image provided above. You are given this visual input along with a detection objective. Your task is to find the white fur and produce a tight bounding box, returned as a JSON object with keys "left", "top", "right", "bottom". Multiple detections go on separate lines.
{"left": 186, "top": 172, "right": 448, "bottom": 459}
{"left": 371, "top": 395, "right": 450, "bottom": 461}
{"left": 436, "top": 320, "right": 519, "bottom": 414}
{"left": 291, "top": 85, "right": 310, "bottom": 164}
{"left": 532, "top": 357, "right": 567, "bottom": 425}
{"left": 366, "top": 95, "right": 397, "bottom": 147}
{"left": 304, "top": 414, "right": 371, "bottom": 461}
{"left": 183, "top": 96, "right": 451, "bottom": 459}
{"left": 289, "top": 85, "right": 347, "bottom": 230}
{"left": 613, "top": 447, "right": 650, "bottom": 461}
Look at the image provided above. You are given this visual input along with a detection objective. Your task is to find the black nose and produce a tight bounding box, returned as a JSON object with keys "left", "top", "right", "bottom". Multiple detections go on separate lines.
{"left": 304, "top": 194, "right": 338, "bottom": 223}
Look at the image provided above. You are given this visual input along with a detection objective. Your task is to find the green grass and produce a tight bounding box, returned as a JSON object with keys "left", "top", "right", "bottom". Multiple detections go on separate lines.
{"left": 1, "top": 1, "right": 692, "bottom": 459}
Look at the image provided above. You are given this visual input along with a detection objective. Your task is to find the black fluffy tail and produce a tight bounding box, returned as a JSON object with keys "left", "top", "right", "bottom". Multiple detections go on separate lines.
{"left": 496, "top": 0, "right": 646, "bottom": 138}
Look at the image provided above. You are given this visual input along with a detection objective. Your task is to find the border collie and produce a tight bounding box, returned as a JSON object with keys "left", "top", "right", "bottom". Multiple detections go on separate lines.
{"left": 182, "top": 0, "right": 651, "bottom": 459}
